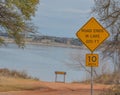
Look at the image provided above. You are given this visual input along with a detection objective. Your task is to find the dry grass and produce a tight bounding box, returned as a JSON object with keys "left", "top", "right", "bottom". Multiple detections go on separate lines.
{"left": 75, "top": 72, "right": 120, "bottom": 85}
{"left": 99, "top": 84, "right": 120, "bottom": 95}
{"left": 0, "top": 68, "right": 42, "bottom": 92}
{"left": 0, "top": 77, "right": 44, "bottom": 92}
{"left": 94, "top": 73, "right": 120, "bottom": 84}
{"left": 0, "top": 68, "right": 39, "bottom": 80}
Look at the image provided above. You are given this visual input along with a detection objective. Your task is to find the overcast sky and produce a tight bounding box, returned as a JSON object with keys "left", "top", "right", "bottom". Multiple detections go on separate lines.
{"left": 32, "top": 0, "right": 94, "bottom": 38}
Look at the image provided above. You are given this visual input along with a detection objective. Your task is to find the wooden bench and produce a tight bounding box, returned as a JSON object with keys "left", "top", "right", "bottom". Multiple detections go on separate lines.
{"left": 55, "top": 71, "right": 66, "bottom": 83}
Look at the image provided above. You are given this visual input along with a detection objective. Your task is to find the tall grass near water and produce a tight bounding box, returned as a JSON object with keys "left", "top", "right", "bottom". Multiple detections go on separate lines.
{"left": 0, "top": 68, "right": 39, "bottom": 80}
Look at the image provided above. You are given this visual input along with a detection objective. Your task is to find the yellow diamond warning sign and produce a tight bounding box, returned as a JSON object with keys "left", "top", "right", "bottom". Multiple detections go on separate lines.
{"left": 76, "top": 17, "right": 110, "bottom": 52}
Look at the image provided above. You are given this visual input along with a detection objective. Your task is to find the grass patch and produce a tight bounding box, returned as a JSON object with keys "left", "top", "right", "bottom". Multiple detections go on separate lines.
{"left": 72, "top": 72, "right": 120, "bottom": 85}
{"left": 0, "top": 68, "right": 42, "bottom": 92}
{"left": 0, "top": 77, "right": 44, "bottom": 92}
{"left": 0, "top": 68, "right": 39, "bottom": 80}
{"left": 99, "top": 84, "right": 120, "bottom": 95}
{"left": 94, "top": 73, "right": 120, "bottom": 84}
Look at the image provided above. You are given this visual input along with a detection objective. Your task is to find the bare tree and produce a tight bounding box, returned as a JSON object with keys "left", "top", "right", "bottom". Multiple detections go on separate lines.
{"left": 93, "top": 0, "right": 120, "bottom": 73}
{"left": 67, "top": 0, "right": 120, "bottom": 82}
{"left": 67, "top": 51, "right": 109, "bottom": 79}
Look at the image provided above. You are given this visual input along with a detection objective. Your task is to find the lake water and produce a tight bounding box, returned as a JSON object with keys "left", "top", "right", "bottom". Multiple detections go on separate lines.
{"left": 0, "top": 44, "right": 98, "bottom": 82}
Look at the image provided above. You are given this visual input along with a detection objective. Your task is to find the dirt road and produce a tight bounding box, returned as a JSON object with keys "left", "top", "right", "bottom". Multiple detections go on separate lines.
{"left": 0, "top": 81, "right": 110, "bottom": 95}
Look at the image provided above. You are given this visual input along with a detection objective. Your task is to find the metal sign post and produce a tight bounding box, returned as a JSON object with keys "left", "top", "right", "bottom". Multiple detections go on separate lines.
{"left": 90, "top": 52, "right": 94, "bottom": 95}
{"left": 91, "top": 66, "right": 93, "bottom": 95}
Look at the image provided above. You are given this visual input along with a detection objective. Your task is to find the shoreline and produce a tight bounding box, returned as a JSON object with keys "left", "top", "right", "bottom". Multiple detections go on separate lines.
{"left": 26, "top": 42, "right": 83, "bottom": 49}
{"left": 4, "top": 38, "right": 84, "bottom": 49}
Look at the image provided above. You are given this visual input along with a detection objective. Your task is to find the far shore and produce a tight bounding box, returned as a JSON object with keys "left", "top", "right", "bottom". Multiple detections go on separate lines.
{"left": 3, "top": 37, "right": 84, "bottom": 49}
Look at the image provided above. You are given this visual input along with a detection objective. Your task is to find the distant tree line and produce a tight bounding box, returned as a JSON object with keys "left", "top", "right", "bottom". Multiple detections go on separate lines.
{"left": 33, "top": 35, "right": 82, "bottom": 46}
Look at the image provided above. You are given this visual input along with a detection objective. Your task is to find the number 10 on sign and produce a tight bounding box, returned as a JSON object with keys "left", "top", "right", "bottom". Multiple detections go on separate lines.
{"left": 86, "top": 54, "right": 99, "bottom": 67}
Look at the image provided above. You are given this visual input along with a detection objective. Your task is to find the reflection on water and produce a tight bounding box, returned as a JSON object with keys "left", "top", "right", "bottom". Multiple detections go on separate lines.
{"left": 0, "top": 44, "right": 88, "bottom": 82}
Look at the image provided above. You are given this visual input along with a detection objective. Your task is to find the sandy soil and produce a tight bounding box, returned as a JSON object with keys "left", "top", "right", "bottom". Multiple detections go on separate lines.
{"left": 0, "top": 81, "right": 110, "bottom": 95}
